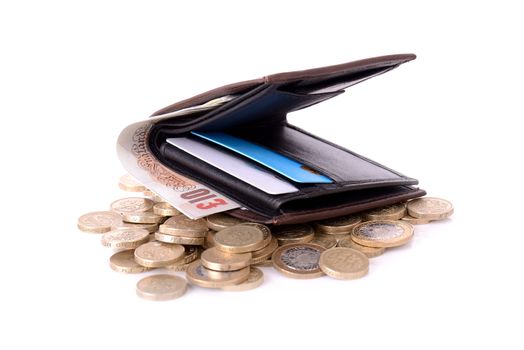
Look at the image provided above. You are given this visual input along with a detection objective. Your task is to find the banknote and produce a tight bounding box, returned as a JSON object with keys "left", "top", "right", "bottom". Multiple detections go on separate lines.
{"left": 116, "top": 96, "right": 241, "bottom": 219}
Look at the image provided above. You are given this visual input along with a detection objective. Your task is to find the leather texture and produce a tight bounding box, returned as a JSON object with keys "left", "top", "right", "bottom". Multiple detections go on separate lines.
{"left": 147, "top": 54, "right": 426, "bottom": 224}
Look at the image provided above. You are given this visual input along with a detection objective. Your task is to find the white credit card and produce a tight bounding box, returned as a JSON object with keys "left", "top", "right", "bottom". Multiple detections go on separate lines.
{"left": 166, "top": 137, "right": 299, "bottom": 195}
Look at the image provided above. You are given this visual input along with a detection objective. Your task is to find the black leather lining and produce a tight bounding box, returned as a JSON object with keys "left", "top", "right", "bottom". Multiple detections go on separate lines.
{"left": 234, "top": 124, "right": 415, "bottom": 183}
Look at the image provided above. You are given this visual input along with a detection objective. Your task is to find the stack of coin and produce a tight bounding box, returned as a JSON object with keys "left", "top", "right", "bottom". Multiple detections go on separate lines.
{"left": 109, "top": 197, "right": 165, "bottom": 236}
{"left": 186, "top": 223, "right": 272, "bottom": 290}
{"left": 156, "top": 215, "right": 208, "bottom": 246}
{"left": 205, "top": 213, "right": 247, "bottom": 231}
{"left": 203, "top": 213, "right": 247, "bottom": 249}
{"left": 118, "top": 174, "right": 147, "bottom": 192}
{"left": 312, "top": 215, "right": 362, "bottom": 246}
{"left": 134, "top": 241, "right": 186, "bottom": 268}
{"left": 77, "top": 173, "right": 454, "bottom": 300}
{"left": 165, "top": 246, "right": 199, "bottom": 271}
{"left": 314, "top": 215, "right": 361, "bottom": 235}
{"left": 272, "top": 224, "right": 315, "bottom": 246}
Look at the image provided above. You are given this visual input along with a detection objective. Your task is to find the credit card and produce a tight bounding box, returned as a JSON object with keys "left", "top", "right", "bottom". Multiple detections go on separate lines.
{"left": 166, "top": 137, "right": 299, "bottom": 195}
{"left": 191, "top": 131, "right": 333, "bottom": 184}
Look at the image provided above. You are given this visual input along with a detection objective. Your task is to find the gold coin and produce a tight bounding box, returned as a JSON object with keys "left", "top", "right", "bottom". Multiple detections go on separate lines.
{"left": 203, "top": 230, "right": 217, "bottom": 248}
{"left": 122, "top": 211, "right": 165, "bottom": 224}
{"left": 201, "top": 247, "right": 252, "bottom": 271}
{"left": 143, "top": 190, "right": 165, "bottom": 202}
{"left": 134, "top": 241, "right": 185, "bottom": 267}
{"left": 222, "top": 267, "right": 264, "bottom": 292}
{"left": 310, "top": 234, "right": 338, "bottom": 249}
{"left": 253, "top": 259, "right": 273, "bottom": 267}
{"left": 325, "top": 233, "right": 352, "bottom": 242}
{"left": 251, "top": 237, "right": 278, "bottom": 264}
{"left": 166, "top": 262, "right": 191, "bottom": 272}
{"left": 136, "top": 274, "right": 187, "bottom": 301}
{"left": 337, "top": 236, "right": 385, "bottom": 258}
{"left": 153, "top": 202, "right": 180, "bottom": 216}
{"left": 109, "top": 250, "right": 151, "bottom": 273}
{"left": 101, "top": 228, "right": 149, "bottom": 249}
{"left": 407, "top": 197, "right": 454, "bottom": 220}
{"left": 206, "top": 213, "right": 247, "bottom": 231}
{"left": 214, "top": 224, "right": 267, "bottom": 253}
{"left": 180, "top": 245, "right": 199, "bottom": 263}
{"left": 319, "top": 247, "right": 369, "bottom": 280}
{"left": 185, "top": 260, "right": 250, "bottom": 288}
{"left": 158, "top": 215, "right": 208, "bottom": 238}
{"left": 154, "top": 232, "right": 205, "bottom": 245}
{"left": 118, "top": 174, "right": 146, "bottom": 192}
{"left": 272, "top": 224, "right": 315, "bottom": 246}
{"left": 351, "top": 220, "right": 414, "bottom": 248}
{"left": 314, "top": 215, "right": 362, "bottom": 234}
{"left": 272, "top": 243, "right": 326, "bottom": 279}
{"left": 113, "top": 221, "right": 159, "bottom": 233}
{"left": 365, "top": 203, "right": 406, "bottom": 221}
{"left": 243, "top": 223, "right": 272, "bottom": 248}
{"left": 401, "top": 214, "right": 431, "bottom": 225}
{"left": 166, "top": 246, "right": 199, "bottom": 269}
{"left": 78, "top": 211, "right": 123, "bottom": 233}
{"left": 110, "top": 197, "right": 154, "bottom": 214}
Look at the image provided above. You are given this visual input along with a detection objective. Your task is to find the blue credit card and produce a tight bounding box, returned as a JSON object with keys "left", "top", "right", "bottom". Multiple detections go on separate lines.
{"left": 191, "top": 131, "right": 333, "bottom": 184}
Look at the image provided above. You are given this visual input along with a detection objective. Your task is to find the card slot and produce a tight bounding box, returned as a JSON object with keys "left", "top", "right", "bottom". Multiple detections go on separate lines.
{"left": 157, "top": 139, "right": 420, "bottom": 220}
{"left": 190, "top": 131, "right": 334, "bottom": 184}
{"left": 158, "top": 141, "right": 317, "bottom": 215}
{"left": 235, "top": 124, "right": 416, "bottom": 186}
{"left": 165, "top": 136, "right": 302, "bottom": 195}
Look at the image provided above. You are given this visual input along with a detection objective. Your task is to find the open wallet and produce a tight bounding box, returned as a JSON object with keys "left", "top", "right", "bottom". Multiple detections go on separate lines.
{"left": 117, "top": 54, "right": 426, "bottom": 225}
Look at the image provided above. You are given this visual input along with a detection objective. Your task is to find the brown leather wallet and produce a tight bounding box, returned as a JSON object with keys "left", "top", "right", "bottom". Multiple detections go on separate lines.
{"left": 146, "top": 54, "right": 425, "bottom": 224}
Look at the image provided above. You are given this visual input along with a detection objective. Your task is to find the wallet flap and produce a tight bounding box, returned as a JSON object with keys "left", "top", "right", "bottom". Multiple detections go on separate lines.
{"left": 268, "top": 53, "right": 415, "bottom": 93}
{"left": 151, "top": 54, "right": 415, "bottom": 121}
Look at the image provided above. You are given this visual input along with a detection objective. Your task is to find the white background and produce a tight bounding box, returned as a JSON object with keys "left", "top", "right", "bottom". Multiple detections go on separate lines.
{"left": 1, "top": 1, "right": 523, "bottom": 349}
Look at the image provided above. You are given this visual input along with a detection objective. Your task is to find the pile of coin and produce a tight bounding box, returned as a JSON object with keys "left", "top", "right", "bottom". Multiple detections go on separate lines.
{"left": 77, "top": 174, "right": 453, "bottom": 300}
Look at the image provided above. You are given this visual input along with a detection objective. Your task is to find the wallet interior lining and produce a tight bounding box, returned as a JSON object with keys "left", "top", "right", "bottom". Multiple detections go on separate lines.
{"left": 151, "top": 85, "right": 342, "bottom": 135}
{"left": 152, "top": 83, "right": 413, "bottom": 186}
{"left": 232, "top": 124, "right": 409, "bottom": 184}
